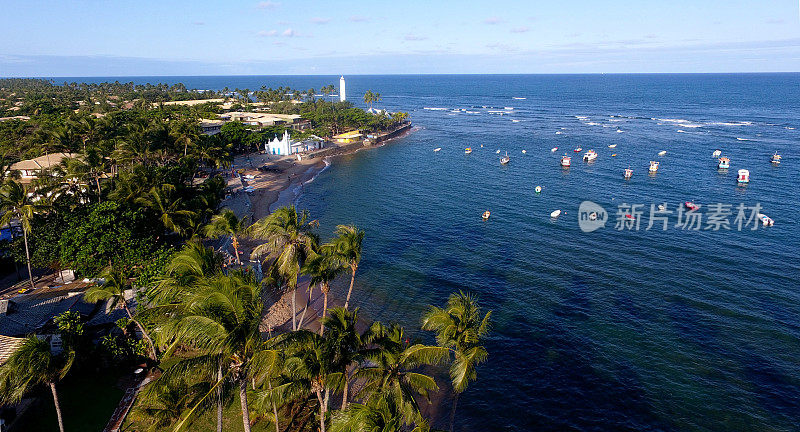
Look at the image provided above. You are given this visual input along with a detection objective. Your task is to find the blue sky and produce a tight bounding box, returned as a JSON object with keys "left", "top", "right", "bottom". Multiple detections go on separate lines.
{"left": 1, "top": 0, "right": 799, "bottom": 76}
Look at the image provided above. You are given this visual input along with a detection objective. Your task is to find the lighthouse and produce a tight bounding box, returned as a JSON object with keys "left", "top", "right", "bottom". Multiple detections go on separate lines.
{"left": 339, "top": 76, "right": 346, "bottom": 102}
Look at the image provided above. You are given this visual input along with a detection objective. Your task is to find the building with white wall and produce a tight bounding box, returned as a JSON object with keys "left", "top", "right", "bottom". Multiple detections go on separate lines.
{"left": 339, "top": 76, "right": 346, "bottom": 102}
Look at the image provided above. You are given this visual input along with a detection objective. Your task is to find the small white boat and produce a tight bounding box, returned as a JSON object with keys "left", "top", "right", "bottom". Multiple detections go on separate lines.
{"left": 658, "top": 204, "right": 666, "bottom": 211}
{"left": 550, "top": 209, "right": 562, "bottom": 218}
{"left": 583, "top": 150, "right": 597, "bottom": 162}
{"left": 718, "top": 157, "right": 730, "bottom": 169}
{"left": 608, "top": 144, "right": 617, "bottom": 148}
{"left": 465, "top": 147, "right": 473, "bottom": 154}
{"left": 521, "top": 150, "right": 527, "bottom": 154}
{"left": 712, "top": 149, "right": 722, "bottom": 158}
{"left": 535, "top": 186, "right": 542, "bottom": 194}
{"left": 649, "top": 161, "right": 659, "bottom": 172}
{"left": 482, "top": 211, "right": 491, "bottom": 221}
{"left": 433, "top": 147, "right": 441, "bottom": 152}
{"left": 770, "top": 152, "right": 781, "bottom": 165}
{"left": 551, "top": 147, "right": 558, "bottom": 152}
{"left": 500, "top": 152, "right": 510, "bottom": 165}
{"left": 561, "top": 155, "right": 571, "bottom": 167}
{"left": 737, "top": 169, "right": 750, "bottom": 184}
{"left": 496, "top": 149, "right": 501, "bottom": 154}
{"left": 624, "top": 168, "right": 633, "bottom": 179}
{"left": 658, "top": 150, "right": 667, "bottom": 156}
{"left": 757, "top": 213, "right": 774, "bottom": 226}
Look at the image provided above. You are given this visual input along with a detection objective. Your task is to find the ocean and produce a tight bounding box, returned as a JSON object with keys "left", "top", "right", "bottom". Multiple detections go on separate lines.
{"left": 72, "top": 74, "right": 800, "bottom": 431}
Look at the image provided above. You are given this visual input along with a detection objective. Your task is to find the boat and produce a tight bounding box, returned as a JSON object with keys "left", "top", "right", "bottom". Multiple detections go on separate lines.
{"left": 758, "top": 213, "right": 774, "bottom": 226}
{"left": 624, "top": 168, "right": 633, "bottom": 179}
{"left": 684, "top": 201, "right": 700, "bottom": 211}
{"left": 712, "top": 149, "right": 722, "bottom": 158}
{"left": 658, "top": 204, "right": 666, "bottom": 211}
{"left": 480, "top": 144, "right": 483, "bottom": 148}
{"left": 465, "top": 147, "right": 472, "bottom": 154}
{"left": 433, "top": 147, "right": 441, "bottom": 152}
{"left": 737, "top": 169, "right": 750, "bottom": 184}
{"left": 611, "top": 154, "right": 617, "bottom": 157}
{"left": 561, "top": 155, "right": 571, "bottom": 167}
{"left": 550, "top": 209, "right": 562, "bottom": 218}
{"left": 649, "top": 161, "right": 659, "bottom": 172}
{"left": 770, "top": 152, "right": 781, "bottom": 165}
{"left": 608, "top": 144, "right": 617, "bottom": 148}
{"left": 574, "top": 147, "right": 583, "bottom": 152}
{"left": 500, "top": 152, "right": 510, "bottom": 165}
{"left": 583, "top": 150, "right": 598, "bottom": 162}
{"left": 658, "top": 150, "right": 667, "bottom": 156}
{"left": 482, "top": 211, "right": 491, "bottom": 221}
{"left": 534, "top": 186, "right": 542, "bottom": 194}
{"left": 551, "top": 147, "right": 558, "bottom": 152}
{"left": 496, "top": 149, "right": 501, "bottom": 154}
{"left": 521, "top": 150, "right": 527, "bottom": 154}
{"left": 718, "top": 157, "right": 730, "bottom": 169}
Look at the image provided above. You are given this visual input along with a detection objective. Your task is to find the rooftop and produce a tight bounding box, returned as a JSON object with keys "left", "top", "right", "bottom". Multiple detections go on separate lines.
{"left": 9, "top": 152, "right": 77, "bottom": 171}
{"left": 0, "top": 335, "right": 24, "bottom": 364}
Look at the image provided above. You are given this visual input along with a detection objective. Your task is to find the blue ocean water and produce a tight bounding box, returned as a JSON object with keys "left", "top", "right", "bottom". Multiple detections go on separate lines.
{"left": 76, "top": 74, "right": 800, "bottom": 431}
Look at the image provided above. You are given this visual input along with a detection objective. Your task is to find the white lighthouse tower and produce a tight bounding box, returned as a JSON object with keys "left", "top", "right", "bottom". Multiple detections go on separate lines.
{"left": 339, "top": 76, "right": 346, "bottom": 102}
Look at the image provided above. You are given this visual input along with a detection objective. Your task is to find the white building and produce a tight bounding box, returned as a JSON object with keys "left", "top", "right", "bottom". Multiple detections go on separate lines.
{"left": 265, "top": 131, "right": 323, "bottom": 156}
{"left": 339, "top": 76, "right": 346, "bottom": 102}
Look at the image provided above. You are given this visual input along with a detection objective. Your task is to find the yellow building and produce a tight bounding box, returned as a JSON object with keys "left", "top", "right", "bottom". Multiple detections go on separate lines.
{"left": 332, "top": 130, "right": 363, "bottom": 144}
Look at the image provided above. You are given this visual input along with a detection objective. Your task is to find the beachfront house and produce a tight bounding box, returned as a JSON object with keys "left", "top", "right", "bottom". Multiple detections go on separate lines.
{"left": 219, "top": 112, "right": 310, "bottom": 130}
{"left": 333, "top": 130, "right": 363, "bottom": 144}
{"left": 7, "top": 152, "right": 76, "bottom": 181}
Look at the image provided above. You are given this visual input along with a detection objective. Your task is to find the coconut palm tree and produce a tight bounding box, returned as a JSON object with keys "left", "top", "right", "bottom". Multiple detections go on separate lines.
{"left": 327, "top": 224, "right": 364, "bottom": 310}
{"left": 356, "top": 323, "right": 447, "bottom": 428}
{"left": 0, "top": 180, "right": 48, "bottom": 289}
{"left": 323, "top": 307, "right": 362, "bottom": 410}
{"left": 301, "top": 251, "right": 347, "bottom": 335}
{"left": 84, "top": 267, "right": 158, "bottom": 361}
{"left": 249, "top": 206, "right": 318, "bottom": 331}
{"left": 136, "top": 183, "right": 195, "bottom": 235}
{"left": 421, "top": 291, "right": 492, "bottom": 432}
{"left": 204, "top": 209, "right": 248, "bottom": 265}
{"left": 330, "top": 392, "right": 426, "bottom": 432}
{"left": 133, "top": 379, "right": 208, "bottom": 432}
{"left": 0, "top": 336, "right": 74, "bottom": 432}
{"left": 152, "top": 240, "right": 222, "bottom": 304}
{"left": 160, "top": 271, "right": 264, "bottom": 432}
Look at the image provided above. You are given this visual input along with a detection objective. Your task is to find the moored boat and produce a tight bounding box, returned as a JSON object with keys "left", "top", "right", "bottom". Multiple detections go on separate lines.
{"left": 550, "top": 209, "right": 562, "bottom": 218}
{"left": 574, "top": 147, "right": 583, "bottom": 152}
{"left": 608, "top": 144, "right": 617, "bottom": 148}
{"left": 658, "top": 150, "right": 667, "bottom": 156}
{"left": 624, "top": 168, "right": 633, "bottom": 179}
{"left": 551, "top": 147, "right": 558, "bottom": 152}
{"left": 770, "top": 152, "right": 781, "bottom": 165}
{"left": 649, "top": 161, "right": 659, "bottom": 172}
{"left": 737, "top": 169, "right": 750, "bottom": 184}
{"left": 758, "top": 213, "right": 774, "bottom": 226}
{"left": 583, "top": 149, "right": 598, "bottom": 162}
{"left": 561, "top": 155, "right": 571, "bottom": 167}
{"left": 433, "top": 147, "right": 441, "bottom": 152}
{"left": 465, "top": 147, "right": 472, "bottom": 154}
{"left": 535, "top": 185, "right": 542, "bottom": 193}
{"left": 718, "top": 157, "right": 730, "bottom": 169}
{"left": 684, "top": 201, "right": 700, "bottom": 211}
{"left": 482, "top": 211, "right": 491, "bottom": 221}
{"left": 712, "top": 149, "right": 722, "bottom": 158}
{"left": 500, "top": 152, "right": 510, "bottom": 165}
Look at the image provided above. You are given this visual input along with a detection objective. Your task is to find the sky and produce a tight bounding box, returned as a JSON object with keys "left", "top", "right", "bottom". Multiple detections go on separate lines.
{"left": 1, "top": 0, "right": 799, "bottom": 76}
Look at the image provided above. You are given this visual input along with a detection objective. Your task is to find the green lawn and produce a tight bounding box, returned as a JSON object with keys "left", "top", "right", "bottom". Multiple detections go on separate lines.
{"left": 12, "top": 370, "right": 125, "bottom": 432}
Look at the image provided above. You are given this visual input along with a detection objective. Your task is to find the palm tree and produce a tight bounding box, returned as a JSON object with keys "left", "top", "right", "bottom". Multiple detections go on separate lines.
{"left": 0, "top": 180, "right": 47, "bottom": 289}
{"left": 249, "top": 206, "right": 318, "bottom": 331}
{"left": 133, "top": 379, "right": 208, "bottom": 432}
{"left": 356, "top": 323, "right": 447, "bottom": 428}
{"left": 0, "top": 336, "right": 74, "bottom": 432}
{"left": 161, "top": 271, "right": 264, "bottom": 432}
{"left": 152, "top": 240, "right": 222, "bottom": 304}
{"left": 363, "top": 91, "right": 374, "bottom": 110}
{"left": 330, "top": 393, "right": 425, "bottom": 432}
{"left": 136, "top": 183, "right": 195, "bottom": 235}
{"left": 204, "top": 209, "right": 248, "bottom": 265}
{"left": 327, "top": 224, "right": 364, "bottom": 310}
{"left": 421, "top": 291, "right": 492, "bottom": 432}
{"left": 84, "top": 267, "right": 158, "bottom": 361}
{"left": 301, "top": 251, "right": 347, "bottom": 335}
{"left": 323, "top": 307, "right": 362, "bottom": 410}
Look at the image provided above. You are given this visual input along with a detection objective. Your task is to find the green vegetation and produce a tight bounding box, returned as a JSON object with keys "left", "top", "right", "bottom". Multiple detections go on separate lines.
{"left": 0, "top": 79, "right": 473, "bottom": 432}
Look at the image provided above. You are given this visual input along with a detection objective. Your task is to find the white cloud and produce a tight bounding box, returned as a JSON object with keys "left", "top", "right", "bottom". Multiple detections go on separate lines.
{"left": 257, "top": 30, "right": 278, "bottom": 37}
{"left": 311, "top": 17, "right": 331, "bottom": 24}
{"left": 484, "top": 17, "right": 503, "bottom": 25}
{"left": 282, "top": 28, "right": 296, "bottom": 37}
{"left": 257, "top": 1, "right": 280, "bottom": 9}
{"left": 511, "top": 26, "right": 529, "bottom": 33}
{"left": 193, "top": 21, "right": 205, "bottom": 26}
{"left": 349, "top": 15, "right": 368, "bottom": 22}
{"left": 404, "top": 34, "right": 427, "bottom": 41}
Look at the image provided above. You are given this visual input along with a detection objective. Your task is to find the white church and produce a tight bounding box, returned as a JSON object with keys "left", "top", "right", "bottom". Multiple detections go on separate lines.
{"left": 265, "top": 131, "right": 323, "bottom": 156}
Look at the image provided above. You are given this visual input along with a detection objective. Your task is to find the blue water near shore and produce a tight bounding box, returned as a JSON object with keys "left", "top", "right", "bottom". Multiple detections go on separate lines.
{"left": 77, "top": 74, "right": 800, "bottom": 431}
